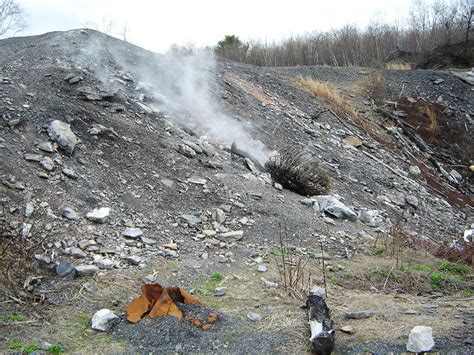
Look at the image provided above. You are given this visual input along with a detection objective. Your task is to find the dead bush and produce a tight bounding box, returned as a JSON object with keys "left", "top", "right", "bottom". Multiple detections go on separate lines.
{"left": 265, "top": 145, "right": 330, "bottom": 196}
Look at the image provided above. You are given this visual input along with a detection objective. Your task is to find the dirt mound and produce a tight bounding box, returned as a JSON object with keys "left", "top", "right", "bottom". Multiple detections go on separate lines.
{"left": 417, "top": 40, "right": 474, "bottom": 69}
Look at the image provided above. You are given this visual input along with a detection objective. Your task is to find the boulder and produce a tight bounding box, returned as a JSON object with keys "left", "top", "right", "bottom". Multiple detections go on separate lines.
{"left": 406, "top": 326, "right": 435, "bottom": 353}
{"left": 313, "top": 195, "right": 357, "bottom": 221}
{"left": 91, "top": 309, "right": 120, "bottom": 332}
{"left": 47, "top": 120, "right": 79, "bottom": 156}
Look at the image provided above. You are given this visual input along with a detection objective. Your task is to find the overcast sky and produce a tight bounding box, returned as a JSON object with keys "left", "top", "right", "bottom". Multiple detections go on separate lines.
{"left": 18, "top": 0, "right": 415, "bottom": 52}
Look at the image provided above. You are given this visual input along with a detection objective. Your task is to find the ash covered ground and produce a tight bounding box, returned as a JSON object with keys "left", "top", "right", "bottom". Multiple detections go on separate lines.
{"left": 0, "top": 29, "right": 473, "bottom": 353}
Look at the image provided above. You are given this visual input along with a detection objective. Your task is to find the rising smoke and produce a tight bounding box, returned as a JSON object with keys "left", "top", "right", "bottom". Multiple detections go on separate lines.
{"left": 144, "top": 48, "right": 271, "bottom": 166}
{"left": 71, "top": 30, "right": 271, "bottom": 166}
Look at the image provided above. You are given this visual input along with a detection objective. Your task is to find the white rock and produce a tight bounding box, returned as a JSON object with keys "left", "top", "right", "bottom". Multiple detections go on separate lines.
{"left": 86, "top": 207, "right": 110, "bottom": 223}
{"left": 406, "top": 326, "right": 435, "bottom": 353}
{"left": 409, "top": 165, "right": 421, "bottom": 177}
{"left": 24, "top": 202, "right": 35, "bottom": 218}
{"left": 257, "top": 265, "right": 267, "bottom": 272}
{"left": 91, "top": 309, "right": 120, "bottom": 332}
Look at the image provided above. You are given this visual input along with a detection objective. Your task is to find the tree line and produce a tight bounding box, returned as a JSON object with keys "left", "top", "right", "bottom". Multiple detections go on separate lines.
{"left": 215, "top": 0, "right": 473, "bottom": 68}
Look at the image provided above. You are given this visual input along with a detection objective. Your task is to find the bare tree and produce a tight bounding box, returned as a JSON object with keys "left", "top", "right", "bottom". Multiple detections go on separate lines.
{"left": 0, "top": 0, "right": 25, "bottom": 38}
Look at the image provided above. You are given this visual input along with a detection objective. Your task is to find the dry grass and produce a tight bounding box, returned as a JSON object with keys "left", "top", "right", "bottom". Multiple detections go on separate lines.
{"left": 265, "top": 145, "right": 330, "bottom": 196}
{"left": 386, "top": 62, "right": 412, "bottom": 70}
{"left": 299, "top": 77, "right": 356, "bottom": 116}
{"left": 426, "top": 105, "right": 439, "bottom": 136}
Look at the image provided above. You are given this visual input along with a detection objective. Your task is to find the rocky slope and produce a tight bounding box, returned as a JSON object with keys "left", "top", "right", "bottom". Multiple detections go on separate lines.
{"left": 0, "top": 30, "right": 472, "bottom": 353}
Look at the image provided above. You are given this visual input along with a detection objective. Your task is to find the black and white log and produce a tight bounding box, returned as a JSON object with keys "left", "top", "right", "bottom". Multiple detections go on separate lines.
{"left": 307, "top": 288, "right": 335, "bottom": 354}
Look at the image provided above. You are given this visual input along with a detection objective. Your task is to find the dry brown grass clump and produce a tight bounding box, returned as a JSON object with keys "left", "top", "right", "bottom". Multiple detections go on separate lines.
{"left": 386, "top": 62, "right": 412, "bottom": 70}
{"left": 299, "top": 76, "right": 368, "bottom": 129}
{"left": 426, "top": 105, "right": 439, "bottom": 136}
{"left": 265, "top": 145, "right": 330, "bottom": 196}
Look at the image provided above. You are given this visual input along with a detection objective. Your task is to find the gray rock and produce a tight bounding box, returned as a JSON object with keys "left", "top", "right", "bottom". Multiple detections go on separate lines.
{"left": 180, "top": 214, "right": 201, "bottom": 226}
{"left": 247, "top": 312, "right": 263, "bottom": 322}
{"left": 214, "top": 287, "right": 227, "bottom": 296}
{"left": 409, "top": 165, "right": 421, "bottom": 177}
{"left": 218, "top": 230, "right": 244, "bottom": 242}
{"left": 38, "top": 141, "right": 55, "bottom": 153}
{"left": 211, "top": 208, "right": 226, "bottom": 223}
{"left": 24, "top": 153, "right": 42, "bottom": 162}
{"left": 126, "top": 255, "right": 142, "bottom": 265}
{"left": 389, "top": 193, "right": 406, "bottom": 207}
{"left": 24, "top": 202, "right": 35, "bottom": 218}
{"left": 405, "top": 195, "right": 419, "bottom": 208}
{"left": 313, "top": 195, "right": 357, "bottom": 220}
{"left": 56, "top": 260, "right": 76, "bottom": 279}
{"left": 122, "top": 227, "right": 143, "bottom": 239}
{"left": 75, "top": 264, "right": 99, "bottom": 276}
{"left": 59, "top": 206, "right": 79, "bottom": 220}
{"left": 344, "top": 311, "right": 377, "bottom": 319}
{"left": 163, "top": 249, "right": 178, "bottom": 258}
{"left": 62, "top": 167, "right": 78, "bottom": 179}
{"left": 449, "top": 169, "right": 462, "bottom": 182}
{"left": 257, "top": 265, "right": 268, "bottom": 273}
{"left": 91, "top": 309, "right": 120, "bottom": 332}
{"left": 182, "top": 140, "right": 203, "bottom": 154}
{"left": 86, "top": 207, "right": 110, "bottom": 223}
{"left": 40, "top": 156, "right": 55, "bottom": 171}
{"left": 261, "top": 277, "right": 279, "bottom": 288}
{"left": 141, "top": 237, "right": 157, "bottom": 245}
{"left": 177, "top": 144, "right": 196, "bottom": 158}
{"left": 188, "top": 176, "right": 207, "bottom": 185}
{"left": 47, "top": 120, "right": 79, "bottom": 156}
{"left": 94, "top": 258, "right": 116, "bottom": 269}
{"left": 359, "top": 209, "right": 384, "bottom": 227}
{"left": 69, "top": 247, "right": 86, "bottom": 258}
{"left": 433, "top": 78, "right": 444, "bottom": 85}
{"left": 406, "top": 326, "right": 435, "bottom": 353}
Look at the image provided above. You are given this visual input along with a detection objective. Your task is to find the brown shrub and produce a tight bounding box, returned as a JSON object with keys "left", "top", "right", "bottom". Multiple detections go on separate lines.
{"left": 265, "top": 145, "right": 330, "bottom": 196}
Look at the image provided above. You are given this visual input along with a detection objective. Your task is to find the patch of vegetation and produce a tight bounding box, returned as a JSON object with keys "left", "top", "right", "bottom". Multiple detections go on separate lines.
{"left": 210, "top": 273, "right": 223, "bottom": 281}
{"left": 24, "top": 343, "right": 39, "bottom": 354}
{"left": 462, "top": 290, "right": 472, "bottom": 297}
{"left": 371, "top": 267, "right": 388, "bottom": 277}
{"left": 10, "top": 314, "right": 24, "bottom": 322}
{"left": 9, "top": 342, "right": 22, "bottom": 350}
{"left": 410, "top": 263, "right": 432, "bottom": 272}
{"left": 271, "top": 247, "right": 284, "bottom": 257}
{"left": 430, "top": 272, "right": 446, "bottom": 289}
{"left": 47, "top": 343, "right": 64, "bottom": 354}
{"left": 391, "top": 272, "right": 401, "bottom": 283}
{"left": 436, "top": 261, "right": 469, "bottom": 275}
{"left": 374, "top": 247, "right": 385, "bottom": 256}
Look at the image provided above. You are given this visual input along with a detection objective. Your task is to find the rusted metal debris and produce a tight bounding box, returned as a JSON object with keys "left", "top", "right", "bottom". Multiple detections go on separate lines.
{"left": 125, "top": 283, "right": 218, "bottom": 330}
